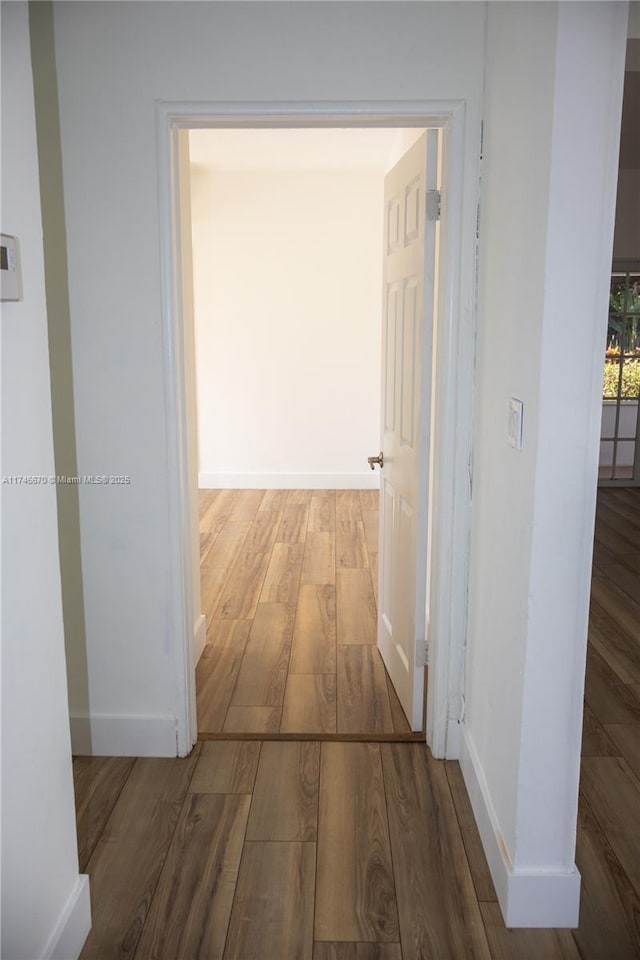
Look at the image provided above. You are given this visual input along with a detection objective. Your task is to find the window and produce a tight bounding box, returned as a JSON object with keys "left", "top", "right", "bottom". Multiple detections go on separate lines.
{"left": 599, "top": 266, "right": 640, "bottom": 484}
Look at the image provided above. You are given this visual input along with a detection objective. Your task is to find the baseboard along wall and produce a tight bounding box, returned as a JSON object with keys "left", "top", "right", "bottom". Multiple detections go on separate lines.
{"left": 198, "top": 472, "right": 380, "bottom": 490}
{"left": 42, "top": 874, "right": 91, "bottom": 960}
{"left": 69, "top": 712, "right": 178, "bottom": 757}
{"left": 459, "top": 725, "right": 581, "bottom": 928}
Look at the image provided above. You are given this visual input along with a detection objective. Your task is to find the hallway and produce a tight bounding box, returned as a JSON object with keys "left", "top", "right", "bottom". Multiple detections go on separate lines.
{"left": 196, "top": 489, "right": 414, "bottom": 737}
{"left": 72, "top": 487, "right": 640, "bottom": 959}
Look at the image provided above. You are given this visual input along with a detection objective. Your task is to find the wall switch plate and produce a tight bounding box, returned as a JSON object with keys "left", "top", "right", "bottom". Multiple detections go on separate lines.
{"left": 1, "top": 234, "right": 21, "bottom": 302}
{"left": 509, "top": 397, "right": 524, "bottom": 449}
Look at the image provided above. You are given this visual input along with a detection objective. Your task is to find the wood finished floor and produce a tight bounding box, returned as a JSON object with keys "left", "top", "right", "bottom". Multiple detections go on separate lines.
{"left": 196, "top": 489, "right": 412, "bottom": 737}
{"left": 74, "top": 487, "right": 640, "bottom": 959}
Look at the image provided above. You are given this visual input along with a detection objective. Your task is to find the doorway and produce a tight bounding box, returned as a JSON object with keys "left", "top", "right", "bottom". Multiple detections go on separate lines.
{"left": 156, "top": 101, "right": 470, "bottom": 757}
{"left": 187, "top": 127, "right": 432, "bottom": 738}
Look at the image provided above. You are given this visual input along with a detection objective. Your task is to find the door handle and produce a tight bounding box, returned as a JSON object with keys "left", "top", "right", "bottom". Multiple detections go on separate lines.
{"left": 367, "top": 452, "right": 384, "bottom": 471}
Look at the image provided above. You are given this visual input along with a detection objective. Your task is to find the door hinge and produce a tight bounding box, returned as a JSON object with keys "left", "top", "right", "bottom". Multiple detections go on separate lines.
{"left": 417, "top": 638, "right": 430, "bottom": 667}
{"left": 426, "top": 189, "right": 441, "bottom": 222}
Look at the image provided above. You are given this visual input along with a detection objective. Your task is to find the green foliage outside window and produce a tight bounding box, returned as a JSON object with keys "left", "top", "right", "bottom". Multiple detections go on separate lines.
{"left": 604, "top": 277, "right": 640, "bottom": 399}
{"left": 603, "top": 356, "right": 640, "bottom": 399}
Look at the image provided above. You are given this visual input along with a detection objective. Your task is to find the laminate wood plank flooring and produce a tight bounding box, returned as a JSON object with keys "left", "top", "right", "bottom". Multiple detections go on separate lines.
{"left": 573, "top": 486, "right": 640, "bottom": 957}
{"left": 200, "top": 489, "right": 241, "bottom": 534}
{"left": 573, "top": 793, "right": 640, "bottom": 960}
{"left": 359, "top": 489, "right": 380, "bottom": 512}
{"left": 132, "top": 793, "right": 250, "bottom": 960}
{"left": 279, "top": 503, "right": 310, "bottom": 542}
{"left": 73, "top": 757, "right": 136, "bottom": 872}
{"left": 198, "top": 488, "right": 218, "bottom": 520}
{"left": 478, "top": 902, "right": 580, "bottom": 960}
{"left": 337, "top": 568, "right": 377, "bottom": 645}
{"left": 301, "top": 531, "right": 336, "bottom": 585}
{"left": 246, "top": 741, "right": 320, "bottom": 841}
{"left": 288, "top": 488, "right": 315, "bottom": 504}
{"left": 189, "top": 740, "right": 261, "bottom": 794}
{"left": 336, "top": 489, "right": 364, "bottom": 522}
{"left": 603, "top": 722, "right": 640, "bottom": 779}
{"left": 201, "top": 568, "right": 232, "bottom": 625}
{"left": 260, "top": 541, "right": 304, "bottom": 604}
{"left": 201, "top": 520, "right": 251, "bottom": 572}
{"left": 242, "top": 509, "right": 282, "bottom": 554}
{"left": 590, "top": 568, "right": 640, "bottom": 643}
{"left": 196, "top": 620, "right": 252, "bottom": 731}
{"left": 444, "top": 759, "right": 498, "bottom": 902}
{"left": 214, "top": 550, "right": 271, "bottom": 620}
{"left": 197, "top": 489, "right": 409, "bottom": 736}
{"left": 224, "top": 841, "right": 316, "bottom": 960}
{"left": 584, "top": 645, "right": 640, "bottom": 726}
{"left": 386, "top": 674, "right": 411, "bottom": 734}
{"left": 227, "top": 488, "right": 266, "bottom": 521}
{"left": 361, "top": 510, "right": 380, "bottom": 556}
{"left": 315, "top": 742, "right": 399, "bottom": 943}
{"left": 594, "top": 501, "right": 640, "bottom": 553}
{"left": 592, "top": 542, "right": 640, "bottom": 603}
{"left": 309, "top": 493, "right": 336, "bottom": 532}
{"left": 588, "top": 598, "right": 640, "bottom": 684}
{"left": 259, "top": 488, "right": 289, "bottom": 511}
{"left": 289, "top": 584, "right": 337, "bottom": 674}
{"left": 281, "top": 674, "right": 337, "bottom": 734}
{"left": 230, "top": 603, "right": 294, "bottom": 708}
{"left": 336, "top": 520, "right": 369, "bottom": 569}
{"left": 79, "top": 750, "right": 201, "bottom": 960}
{"left": 593, "top": 514, "right": 640, "bottom": 564}
{"left": 314, "top": 947, "right": 402, "bottom": 960}
{"left": 223, "top": 705, "right": 282, "bottom": 734}
{"left": 580, "top": 757, "right": 640, "bottom": 898}
{"left": 382, "top": 743, "right": 491, "bottom": 960}
{"left": 337, "top": 645, "right": 394, "bottom": 734}
{"left": 580, "top": 702, "right": 619, "bottom": 758}
{"left": 74, "top": 488, "right": 640, "bottom": 960}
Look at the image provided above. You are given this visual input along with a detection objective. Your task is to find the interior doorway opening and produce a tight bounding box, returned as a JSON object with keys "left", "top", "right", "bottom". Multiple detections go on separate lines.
{"left": 157, "top": 100, "right": 469, "bottom": 758}
{"left": 184, "top": 127, "right": 434, "bottom": 739}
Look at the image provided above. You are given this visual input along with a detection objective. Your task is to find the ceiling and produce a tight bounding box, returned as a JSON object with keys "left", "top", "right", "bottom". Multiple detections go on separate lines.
{"left": 189, "top": 127, "right": 425, "bottom": 174}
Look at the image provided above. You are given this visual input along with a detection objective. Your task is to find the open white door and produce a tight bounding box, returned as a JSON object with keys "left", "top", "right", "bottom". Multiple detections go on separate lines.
{"left": 375, "top": 130, "right": 439, "bottom": 731}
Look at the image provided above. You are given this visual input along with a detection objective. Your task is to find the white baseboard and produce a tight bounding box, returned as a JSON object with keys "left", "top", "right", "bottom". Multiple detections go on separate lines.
{"left": 70, "top": 712, "right": 177, "bottom": 757}
{"left": 198, "top": 472, "right": 380, "bottom": 490}
{"left": 459, "top": 725, "right": 581, "bottom": 928}
{"left": 43, "top": 874, "right": 91, "bottom": 960}
{"left": 194, "top": 613, "right": 207, "bottom": 664}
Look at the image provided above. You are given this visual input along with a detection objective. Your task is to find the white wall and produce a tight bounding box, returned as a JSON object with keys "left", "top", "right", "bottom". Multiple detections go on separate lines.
{"left": 191, "top": 166, "right": 383, "bottom": 488}
{"left": 463, "top": 0, "right": 627, "bottom": 928}
{"left": 50, "top": 0, "right": 485, "bottom": 756}
{"left": 0, "top": 4, "right": 90, "bottom": 957}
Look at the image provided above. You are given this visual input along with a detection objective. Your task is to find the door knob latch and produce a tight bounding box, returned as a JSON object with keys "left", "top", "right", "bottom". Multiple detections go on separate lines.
{"left": 367, "top": 452, "right": 384, "bottom": 470}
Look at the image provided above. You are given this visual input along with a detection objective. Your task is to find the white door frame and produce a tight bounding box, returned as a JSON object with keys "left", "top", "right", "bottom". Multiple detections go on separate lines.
{"left": 155, "top": 99, "right": 473, "bottom": 758}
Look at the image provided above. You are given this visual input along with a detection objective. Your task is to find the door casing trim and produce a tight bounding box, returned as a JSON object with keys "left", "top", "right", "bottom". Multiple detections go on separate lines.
{"left": 155, "top": 99, "right": 473, "bottom": 757}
